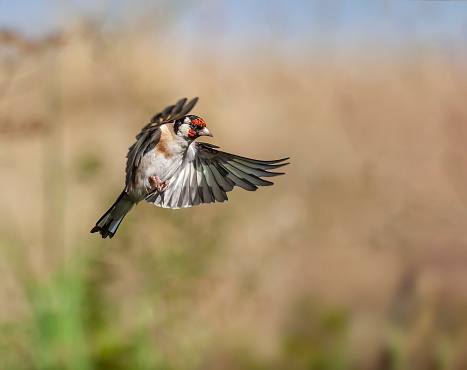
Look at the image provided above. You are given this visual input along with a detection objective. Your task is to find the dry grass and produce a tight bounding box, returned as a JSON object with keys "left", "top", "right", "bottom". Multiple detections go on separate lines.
{"left": 1, "top": 24, "right": 467, "bottom": 369}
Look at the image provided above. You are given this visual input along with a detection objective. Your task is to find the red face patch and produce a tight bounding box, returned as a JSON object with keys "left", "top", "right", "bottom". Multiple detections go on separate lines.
{"left": 190, "top": 118, "right": 206, "bottom": 128}
{"left": 188, "top": 129, "right": 197, "bottom": 139}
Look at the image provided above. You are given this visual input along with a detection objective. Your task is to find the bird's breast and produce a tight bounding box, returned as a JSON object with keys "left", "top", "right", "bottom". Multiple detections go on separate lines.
{"left": 145, "top": 151, "right": 184, "bottom": 182}
{"left": 128, "top": 125, "right": 191, "bottom": 202}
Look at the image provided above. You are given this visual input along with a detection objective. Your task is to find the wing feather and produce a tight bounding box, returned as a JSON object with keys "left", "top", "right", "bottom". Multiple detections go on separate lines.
{"left": 195, "top": 156, "right": 214, "bottom": 204}
{"left": 167, "top": 170, "right": 185, "bottom": 209}
{"left": 145, "top": 140, "right": 288, "bottom": 209}
{"left": 208, "top": 163, "right": 235, "bottom": 191}
{"left": 200, "top": 159, "right": 228, "bottom": 202}
{"left": 218, "top": 153, "right": 290, "bottom": 170}
{"left": 171, "top": 98, "right": 188, "bottom": 117}
{"left": 179, "top": 97, "right": 199, "bottom": 117}
{"left": 218, "top": 163, "right": 258, "bottom": 191}
{"left": 228, "top": 159, "right": 282, "bottom": 178}
{"left": 178, "top": 164, "right": 191, "bottom": 208}
{"left": 190, "top": 161, "right": 202, "bottom": 206}
{"left": 221, "top": 162, "right": 273, "bottom": 186}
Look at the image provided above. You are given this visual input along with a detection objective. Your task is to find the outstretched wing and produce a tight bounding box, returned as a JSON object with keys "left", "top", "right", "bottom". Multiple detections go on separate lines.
{"left": 145, "top": 142, "right": 289, "bottom": 209}
{"left": 125, "top": 97, "right": 198, "bottom": 189}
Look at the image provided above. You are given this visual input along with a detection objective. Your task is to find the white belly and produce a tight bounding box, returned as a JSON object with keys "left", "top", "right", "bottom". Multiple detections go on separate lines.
{"left": 129, "top": 125, "right": 190, "bottom": 202}
{"left": 142, "top": 151, "right": 183, "bottom": 183}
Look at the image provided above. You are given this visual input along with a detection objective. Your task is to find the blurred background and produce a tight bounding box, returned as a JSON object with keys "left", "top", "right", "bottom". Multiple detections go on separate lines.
{"left": 1, "top": 0, "right": 467, "bottom": 368}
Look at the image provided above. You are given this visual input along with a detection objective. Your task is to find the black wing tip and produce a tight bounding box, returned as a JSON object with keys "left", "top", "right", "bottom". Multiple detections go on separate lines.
{"left": 240, "top": 156, "right": 290, "bottom": 164}
{"left": 264, "top": 157, "right": 290, "bottom": 164}
{"left": 269, "top": 160, "right": 289, "bottom": 168}
{"left": 232, "top": 154, "right": 290, "bottom": 166}
{"left": 245, "top": 186, "right": 259, "bottom": 192}
{"left": 150, "top": 97, "right": 199, "bottom": 123}
{"left": 274, "top": 161, "right": 290, "bottom": 169}
{"left": 179, "top": 97, "right": 199, "bottom": 116}
{"left": 269, "top": 171, "right": 286, "bottom": 176}
{"left": 261, "top": 159, "right": 289, "bottom": 170}
{"left": 176, "top": 97, "right": 188, "bottom": 105}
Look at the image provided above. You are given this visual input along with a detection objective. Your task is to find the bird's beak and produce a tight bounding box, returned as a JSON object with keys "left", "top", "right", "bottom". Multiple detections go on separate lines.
{"left": 199, "top": 127, "right": 213, "bottom": 137}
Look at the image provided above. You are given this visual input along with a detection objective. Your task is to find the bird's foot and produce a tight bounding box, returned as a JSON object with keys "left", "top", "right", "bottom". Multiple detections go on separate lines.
{"left": 159, "top": 180, "right": 169, "bottom": 192}
{"left": 149, "top": 176, "right": 169, "bottom": 193}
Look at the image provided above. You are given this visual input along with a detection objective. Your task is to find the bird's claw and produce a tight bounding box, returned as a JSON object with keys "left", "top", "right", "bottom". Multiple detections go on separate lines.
{"left": 149, "top": 176, "right": 169, "bottom": 193}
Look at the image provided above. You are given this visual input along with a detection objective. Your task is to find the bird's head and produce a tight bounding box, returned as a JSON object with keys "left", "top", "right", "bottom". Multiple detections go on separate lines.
{"left": 174, "top": 115, "right": 213, "bottom": 140}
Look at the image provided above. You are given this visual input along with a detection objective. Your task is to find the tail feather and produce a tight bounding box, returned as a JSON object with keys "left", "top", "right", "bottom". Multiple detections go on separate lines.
{"left": 91, "top": 192, "right": 134, "bottom": 239}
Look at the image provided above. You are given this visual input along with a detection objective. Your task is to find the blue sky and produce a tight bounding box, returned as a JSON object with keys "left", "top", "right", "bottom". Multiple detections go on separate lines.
{"left": 0, "top": 1, "right": 466, "bottom": 55}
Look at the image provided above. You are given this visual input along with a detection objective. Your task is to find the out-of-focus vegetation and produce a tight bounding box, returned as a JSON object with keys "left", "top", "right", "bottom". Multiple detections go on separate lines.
{"left": 1, "top": 6, "right": 467, "bottom": 369}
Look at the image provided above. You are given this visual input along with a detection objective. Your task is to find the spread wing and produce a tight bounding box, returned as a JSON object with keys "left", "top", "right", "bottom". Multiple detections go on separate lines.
{"left": 125, "top": 97, "right": 198, "bottom": 189}
{"left": 145, "top": 142, "right": 289, "bottom": 209}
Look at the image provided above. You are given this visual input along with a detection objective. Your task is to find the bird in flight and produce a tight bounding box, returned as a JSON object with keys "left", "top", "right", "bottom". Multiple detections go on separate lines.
{"left": 91, "top": 97, "right": 289, "bottom": 238}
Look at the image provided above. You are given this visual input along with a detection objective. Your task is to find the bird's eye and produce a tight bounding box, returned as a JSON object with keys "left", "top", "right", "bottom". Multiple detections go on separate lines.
{"left": 190, "top": 122, "right": 197, "bottom": 130}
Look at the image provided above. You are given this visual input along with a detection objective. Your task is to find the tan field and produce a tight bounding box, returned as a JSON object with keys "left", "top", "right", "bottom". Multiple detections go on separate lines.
{"left": 1, "top": 22, "right": 467, "bottom": 369}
